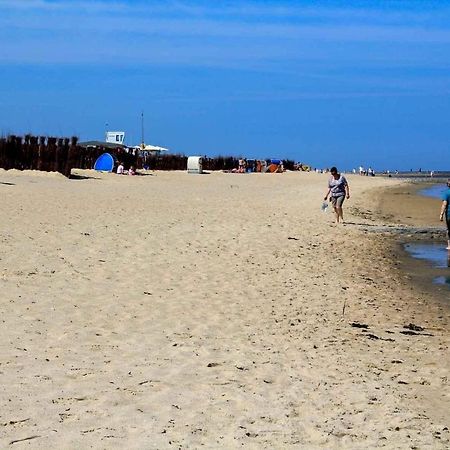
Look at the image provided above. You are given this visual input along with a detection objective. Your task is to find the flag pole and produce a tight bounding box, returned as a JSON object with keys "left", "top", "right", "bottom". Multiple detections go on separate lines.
{"left": 140, "top": 111, "right": 145, "bottom": 149}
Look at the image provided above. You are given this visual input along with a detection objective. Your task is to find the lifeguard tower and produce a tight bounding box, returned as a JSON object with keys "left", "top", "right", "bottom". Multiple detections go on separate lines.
{"left": 105, "top": 131, "right": 125, "bottom": 145}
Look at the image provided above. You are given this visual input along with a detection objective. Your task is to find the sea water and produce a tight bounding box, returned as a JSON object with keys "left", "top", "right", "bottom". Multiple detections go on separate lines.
{"left": 403, "top": 183, "right": 450, "bottom": 290}
{"left": 403, "top": 243, "right": 450, "bottom": 288}
{"left": 419, "top": 184, "right": 446, "bottom": 200}
{"left": 434, "top": 275, "right": 450, "bottom": 287}
{"left": 404, "top": 243, "right": 449, "bottom": 269}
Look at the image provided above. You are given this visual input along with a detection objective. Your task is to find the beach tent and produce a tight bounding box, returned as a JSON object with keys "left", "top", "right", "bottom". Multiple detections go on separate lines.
{"left": 139, "top": 144, "right": 169, "bottom": 154}
{"left": 143, "top": 144, "right": 168, "bottom": 152}
{"left": 93, "top": 152, "right": 115, "bottom": 172}
{"left": 79, "top": 141, "right": 126, "bottom": 151}
{"left": 267, "top": 159, "right": 284, "bottom": 173}
{"left": 137, "top": 144, "right": 169, "bottom": 158}
{"left": 246, "top": 159, "right": 256, "bottom": 172}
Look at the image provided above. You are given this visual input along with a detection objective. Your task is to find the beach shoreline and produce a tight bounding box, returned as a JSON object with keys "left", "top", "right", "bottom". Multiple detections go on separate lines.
{"left": 370, "top": 181, "right": 449, "bottom": 302}
{"left": 0, "top": 169, "right": 448, "bottom": 448}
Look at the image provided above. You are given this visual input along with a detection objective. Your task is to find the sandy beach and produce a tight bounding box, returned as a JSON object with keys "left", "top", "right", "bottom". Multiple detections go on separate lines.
{"left": 0, "top": 169, "right": 448, "bottom": 449}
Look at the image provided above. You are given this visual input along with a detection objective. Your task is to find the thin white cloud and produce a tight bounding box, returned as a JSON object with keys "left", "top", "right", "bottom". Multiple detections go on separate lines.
{"left": 0, "top": 0, "right": 129, "bottom": 12}
{"left": 2, "top": 12, "right": 450, "bottom": 44}
{"left": 1, "top": 0, "right": 449, "bottom": 25}
{"left": 1, "top": 0, "right": 450, "bottom": 71}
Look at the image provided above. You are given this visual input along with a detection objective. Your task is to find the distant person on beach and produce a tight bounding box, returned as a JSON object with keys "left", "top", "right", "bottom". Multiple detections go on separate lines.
{"left": 116, "top": 162, "right": 124, "bottom": 175}
{"left": 439, "top": 179, "right": 450, "bottom": 249}
{"left": 324, "top": 166, "right": 350, "bottom": 224}
{"left": 238, "top": 158, "right": 246, "bottom": 173}
{"left": 128, "top": 166, "right": 136, "bottom": 176}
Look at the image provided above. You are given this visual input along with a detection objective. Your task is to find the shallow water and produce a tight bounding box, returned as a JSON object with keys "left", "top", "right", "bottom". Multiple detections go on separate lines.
{"left": 400, "top": 185, "right": 450, "bottom": 293}
{"left": 419, "top": 184, "right": 446, "bottom": 199}
{"left": 434, "top": 275, "right": 450, "bottom": 286}
{"left": 404, "top": 243, "right": 450, "bottom": 292}
{"left": 404, "top": 243, "right": 450, "bottom": 269}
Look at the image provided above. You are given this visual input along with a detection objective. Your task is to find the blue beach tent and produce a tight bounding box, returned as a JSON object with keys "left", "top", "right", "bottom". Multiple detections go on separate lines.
{"left": 94, "top": 153, "right": 115, "bottom": 172}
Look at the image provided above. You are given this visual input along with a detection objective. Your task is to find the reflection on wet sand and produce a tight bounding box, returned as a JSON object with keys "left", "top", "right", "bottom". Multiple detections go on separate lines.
{"left": 433, "top": 249, "right": 450, "bottom": 286}
{"left": 404, "top": 243, "right": 449, "bottom": 269}
{"left": 434, "top": 275, "right": 450, "bottom": 286}
{"left": 404, "top": 243, "right": 450, "bottom": 290}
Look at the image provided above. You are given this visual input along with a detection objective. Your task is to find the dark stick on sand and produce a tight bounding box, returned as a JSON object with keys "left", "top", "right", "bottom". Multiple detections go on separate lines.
{"left": 9, "top": 436, "right": 41, "bottom": 445}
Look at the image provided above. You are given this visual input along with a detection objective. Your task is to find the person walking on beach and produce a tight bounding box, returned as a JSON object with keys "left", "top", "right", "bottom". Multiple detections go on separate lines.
{"left": 324, "top": 166, "right": 350, "bottom": 224}
{"left": 439, "top": 179, "right": 450, "bottom": 249}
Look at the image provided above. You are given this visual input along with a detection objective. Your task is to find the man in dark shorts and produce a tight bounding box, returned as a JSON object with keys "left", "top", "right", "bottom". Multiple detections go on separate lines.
{"left": 324, "top": 166, "right": 350, "bottom": 224}
{"left": 439, "top": 179, "right": 450, "bottom": 250}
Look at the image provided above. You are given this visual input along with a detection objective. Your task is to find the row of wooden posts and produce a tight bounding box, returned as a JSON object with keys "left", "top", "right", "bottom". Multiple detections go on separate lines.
{"left": 0, "top": 135, "right": 105, "bottom": 178}
{"left": 0, "top": 134, "right": 297, "bottom": 177}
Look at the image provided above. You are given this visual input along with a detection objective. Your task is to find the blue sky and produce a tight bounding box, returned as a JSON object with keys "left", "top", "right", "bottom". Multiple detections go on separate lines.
{"left": 0, "top": 0, "right": 450, "bottom": 170}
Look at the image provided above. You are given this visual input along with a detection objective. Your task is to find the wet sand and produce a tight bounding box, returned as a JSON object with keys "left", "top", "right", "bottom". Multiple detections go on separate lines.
{"left": 376, "top": 182, "right": 443, "bottom": 227}
{"left": 0, "top": 169, "right": 448, "bottom": 449}
{"left": 374, "top": 181, "right": 450, "bottom": 300}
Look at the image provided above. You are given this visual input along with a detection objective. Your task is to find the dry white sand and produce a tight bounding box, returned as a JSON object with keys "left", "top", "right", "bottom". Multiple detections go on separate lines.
{"left": 0, "top": 169, "right": 448, "bottom": 449}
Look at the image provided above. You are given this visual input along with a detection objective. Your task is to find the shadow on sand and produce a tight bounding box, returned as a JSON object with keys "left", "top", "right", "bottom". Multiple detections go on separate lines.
{"left": 69, "top": 174, "right": 102, "bottom": 180}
